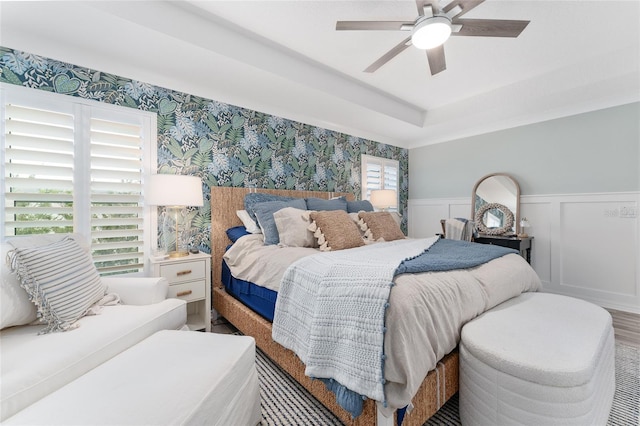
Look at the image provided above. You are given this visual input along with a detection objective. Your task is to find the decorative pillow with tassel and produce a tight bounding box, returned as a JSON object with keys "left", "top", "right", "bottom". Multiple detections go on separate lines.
{"left": 308, "top": 210, "right": 364, "bottom": 251}
{"left": 8, "top": 237, "right": 106, "bottom": 334}
{"left": 358, "top": 211, "right": 406, "bottom": 242}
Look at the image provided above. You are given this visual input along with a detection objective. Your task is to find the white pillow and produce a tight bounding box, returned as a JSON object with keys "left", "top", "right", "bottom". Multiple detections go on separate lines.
{"left": 1, "top": 243, "right": 37, "bottom": 330}
{"left": 8, "top": 236, "right": 105, "bottom": 334}
{"left": 273, "top": 207, "right": 317, "bottom": 248}
{"left": 236, "top": 210, "right": 262, "bottom": 234}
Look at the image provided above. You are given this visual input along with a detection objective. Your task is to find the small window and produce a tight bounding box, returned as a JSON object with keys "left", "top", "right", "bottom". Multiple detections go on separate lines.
{"left": 361, "top": 154, "right": 399, "bottom": 209}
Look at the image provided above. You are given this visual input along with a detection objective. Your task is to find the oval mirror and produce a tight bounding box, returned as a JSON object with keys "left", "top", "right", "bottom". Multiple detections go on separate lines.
{"left": 471, "top": 173, "right": 520, "bottom": 235}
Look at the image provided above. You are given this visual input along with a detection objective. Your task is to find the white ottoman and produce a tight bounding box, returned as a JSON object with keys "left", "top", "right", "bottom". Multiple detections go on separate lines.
{"left": 5, "top": 330, "right": 262, "bottom": 426}
{"left": 459, "top": 292, "right": 615, "bottom": 426}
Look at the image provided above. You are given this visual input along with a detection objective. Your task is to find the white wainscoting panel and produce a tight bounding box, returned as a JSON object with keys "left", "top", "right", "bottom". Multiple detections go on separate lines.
{"left": 407, "top": 198, "right": 471, "bottom": 238}
{"left": 408, "top": 192, "right": 640, "bottom": 313}
{"left": 519, "top": 200, "right": 552, "bottom": 284}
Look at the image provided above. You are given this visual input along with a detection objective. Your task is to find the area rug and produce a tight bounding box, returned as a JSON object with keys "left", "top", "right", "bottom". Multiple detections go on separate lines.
{"left": 256, "top": 342, "right": 640, "bottom": 426}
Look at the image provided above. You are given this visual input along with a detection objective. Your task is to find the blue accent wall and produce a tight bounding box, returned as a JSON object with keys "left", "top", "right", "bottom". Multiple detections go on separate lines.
{"left": 0, "top": 47, "right": 408, "bottom": 253}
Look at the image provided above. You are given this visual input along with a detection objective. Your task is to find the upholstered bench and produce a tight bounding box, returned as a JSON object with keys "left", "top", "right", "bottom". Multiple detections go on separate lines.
{"left": 459, "top": 292, "right": 615, "bottom": 425}
{"left": 5, "top": 330, "right": 262, "bottom": 426}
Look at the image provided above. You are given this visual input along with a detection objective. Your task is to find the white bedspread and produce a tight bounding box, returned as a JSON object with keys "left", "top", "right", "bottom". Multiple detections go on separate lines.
{"left": 223, "top": 236, "right": 542, "bottom": 415}
{"left": 223, "top": 234, "right": 317, "bottom": 291}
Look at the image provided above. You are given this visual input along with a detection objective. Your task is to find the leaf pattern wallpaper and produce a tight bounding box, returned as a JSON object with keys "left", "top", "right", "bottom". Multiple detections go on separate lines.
{"left": 0, "top": 47, "right": 409, "bottom": 254}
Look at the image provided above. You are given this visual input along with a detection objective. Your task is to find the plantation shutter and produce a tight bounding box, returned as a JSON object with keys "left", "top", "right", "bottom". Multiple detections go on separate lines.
{"left": 89, "top": 116, "right": 145, "bottom": 274}
{"left": 365, "top": 157, "right": 383, "bottom": 199}
{"left": 3, "top": 104, "right": 75, "bottom": 236}
{"left": 361, "top": 154, "right": 399, "bottom": 208}
{"left": 2, "top": 86, "right": 154, "bottom": 276}
{"left": 383, "top": 161, "right": 398, "bottom": 190}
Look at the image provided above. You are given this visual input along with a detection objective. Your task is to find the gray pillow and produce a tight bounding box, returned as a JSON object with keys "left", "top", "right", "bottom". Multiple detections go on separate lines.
{"left": 244, "top": 193, "right": 297, "bottom": 225}
{"left": 254, "top": 198, "right": 307, "bottom": 245}
{"left": 347, "top": 199, "right": 374, "bottom": 213}
{"left": 305, "top": 196, "right": 348, "bottom": 212}
{"left": 8, "top": 237, "right": 105, "bottom": 334}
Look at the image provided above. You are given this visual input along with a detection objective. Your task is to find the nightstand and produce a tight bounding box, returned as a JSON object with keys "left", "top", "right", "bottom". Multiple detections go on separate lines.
{"left": 149, "top": 252, "right": 211, "bottom": 331}
{"left": 474, "top": 235, "right": 533, "bottom": 264}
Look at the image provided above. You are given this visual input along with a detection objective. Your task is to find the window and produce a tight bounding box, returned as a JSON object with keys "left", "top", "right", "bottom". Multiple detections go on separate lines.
{"left": 361, "top": 154, "right": 399, "bottom": 209}
{"left": 1, "top": 85, "right": 156, "bottom": 275}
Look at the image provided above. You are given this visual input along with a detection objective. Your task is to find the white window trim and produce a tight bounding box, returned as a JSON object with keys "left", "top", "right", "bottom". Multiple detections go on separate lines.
{"left": 361, "top": 154, "right": 399, "bottom": 209}
{"left": 1, "top": 83, "right": 158, "bottom": 275}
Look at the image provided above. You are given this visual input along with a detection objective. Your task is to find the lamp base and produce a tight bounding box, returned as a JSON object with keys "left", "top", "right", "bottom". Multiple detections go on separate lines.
{"left": 517, "top": 232, "right": 529, "bottom": 238}
{"left": 162, "top": 206, "right": 191, "bottom": 258}
{"left": 168, "top": 250, "right": 190, "bottom": 258}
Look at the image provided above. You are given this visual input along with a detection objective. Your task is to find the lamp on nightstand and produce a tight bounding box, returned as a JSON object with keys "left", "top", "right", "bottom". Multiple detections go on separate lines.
{"left": 370, "top": 189, "right": 397, "bottom": 211}
{"left": 518, "top": 217, "right": 530, "bottom": 238}
{"left": 147, "top": 174, "right": 203, "bottom": 258}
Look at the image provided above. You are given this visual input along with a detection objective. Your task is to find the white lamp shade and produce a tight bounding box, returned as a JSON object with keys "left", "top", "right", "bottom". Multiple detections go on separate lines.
{"left": 370, "top": 189, "right": 398, "bottom": 209}
{"left": 411, "top": 16, "right": 452, "bottom": 49}
{"left": 147, "top": 174, "right": 203, "bottom": 207}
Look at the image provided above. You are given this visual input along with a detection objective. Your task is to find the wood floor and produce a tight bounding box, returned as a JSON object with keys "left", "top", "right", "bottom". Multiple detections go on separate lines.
{"left": 608, "top": 308, "right": 640, "bottom": 347}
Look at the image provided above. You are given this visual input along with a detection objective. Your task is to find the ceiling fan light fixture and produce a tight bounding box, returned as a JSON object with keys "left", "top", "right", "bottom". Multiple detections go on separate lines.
{"left": 411, "top": 16, "right": 452, "bottom": 50}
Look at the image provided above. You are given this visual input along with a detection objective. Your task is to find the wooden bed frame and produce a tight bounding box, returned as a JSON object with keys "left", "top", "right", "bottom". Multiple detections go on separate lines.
{"left": 211, "top": 186, "right": 458, "bottom": 426}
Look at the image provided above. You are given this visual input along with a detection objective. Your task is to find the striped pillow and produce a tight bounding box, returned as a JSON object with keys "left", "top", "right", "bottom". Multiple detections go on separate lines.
{"left": 8, "top": 237, "right": 105, "bottom": 334}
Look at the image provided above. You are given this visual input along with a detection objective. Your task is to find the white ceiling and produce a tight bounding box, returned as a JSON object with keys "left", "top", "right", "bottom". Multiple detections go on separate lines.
{"left": 1, "top": 0, "right": 638, "bottom": 149}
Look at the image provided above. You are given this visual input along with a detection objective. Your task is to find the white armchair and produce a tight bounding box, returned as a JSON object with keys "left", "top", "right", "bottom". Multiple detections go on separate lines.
{"left": 1, "top": 234, "right": 187, "bottom": 420}
{"left": 102, "top": 276, "right": 169, "bottom": 305}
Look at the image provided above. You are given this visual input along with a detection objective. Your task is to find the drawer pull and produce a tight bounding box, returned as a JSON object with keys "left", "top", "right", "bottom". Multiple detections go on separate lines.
{"left": 176, "top": 270, "right": 192, "bottom": 277}
{"left": 176, "top": 290, "right": 193, "bottom": 297}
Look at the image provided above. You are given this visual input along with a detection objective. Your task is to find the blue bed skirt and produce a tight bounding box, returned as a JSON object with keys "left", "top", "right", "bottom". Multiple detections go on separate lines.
{"left": 221, "top": 260, "right": 278, "bottom": 322}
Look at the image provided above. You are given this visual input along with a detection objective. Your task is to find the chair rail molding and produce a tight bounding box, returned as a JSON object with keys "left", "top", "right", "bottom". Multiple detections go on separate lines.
{"left": 408, "top": 191, "right": 640, "bottom": 313}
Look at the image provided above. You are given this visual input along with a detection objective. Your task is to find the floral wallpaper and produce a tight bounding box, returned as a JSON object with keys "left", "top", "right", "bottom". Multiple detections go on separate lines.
{"left": 0, "top": 47, "right": 409, "bottom": 253}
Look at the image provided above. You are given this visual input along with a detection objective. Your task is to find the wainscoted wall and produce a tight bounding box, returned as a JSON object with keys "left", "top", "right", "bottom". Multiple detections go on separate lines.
{"left": 0, "top": 46, "right": 409, "bottom": 253}
{"left": 409, "top": 192, "right": 640, "bottom": 313}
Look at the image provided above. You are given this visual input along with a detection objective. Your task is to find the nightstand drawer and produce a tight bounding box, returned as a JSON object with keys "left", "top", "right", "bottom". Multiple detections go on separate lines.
{"left": 167, "top": 281, "right": 205, "bottom": 302}
{"left": 160, "top": 261, "right": 206, "bottom": 284}
{"left": 149, "top": 252, "right": 211, "bottom": 332}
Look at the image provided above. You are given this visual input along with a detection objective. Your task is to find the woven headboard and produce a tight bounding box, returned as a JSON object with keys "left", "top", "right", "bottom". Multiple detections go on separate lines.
{"left": 210, "top": 187, "right": 353, "bottom": 289}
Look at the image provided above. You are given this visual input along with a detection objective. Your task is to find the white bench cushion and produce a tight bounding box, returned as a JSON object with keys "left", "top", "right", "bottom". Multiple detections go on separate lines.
{"left": 460, "top": 292, "right": 615, "bottom": 425}
{"left": 1, "top": 299, "right": 186, "bottom": 420}
{"left": 5, "top": 330, "right": 262, "bottom": 426}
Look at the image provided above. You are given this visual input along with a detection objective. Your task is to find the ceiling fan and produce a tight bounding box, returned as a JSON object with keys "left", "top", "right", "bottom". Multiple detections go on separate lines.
{"left": 336, "top": 0, "right": 530, "bottom": 76}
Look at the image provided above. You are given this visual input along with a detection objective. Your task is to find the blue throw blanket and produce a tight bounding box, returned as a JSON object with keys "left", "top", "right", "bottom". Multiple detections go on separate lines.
{"left": 395, "top": 238, "right": 517, "bottom": 275}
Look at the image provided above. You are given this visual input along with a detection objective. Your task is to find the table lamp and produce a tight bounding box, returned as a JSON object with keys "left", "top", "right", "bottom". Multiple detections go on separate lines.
{"left": 147, "top": 174, "right": 203, "bottom": 257}
{"left": 518, "top": 217, "right": 530, "bottom": 238}
{"left": 370, "top": 189, "right": 397, "bottom": 211}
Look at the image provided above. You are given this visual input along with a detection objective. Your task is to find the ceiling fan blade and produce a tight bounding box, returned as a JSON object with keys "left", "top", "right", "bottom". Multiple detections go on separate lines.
{"left": 336, "top": 21, "right": 414, "bottom": 31}
{"left": 426, "top": 45, "right": 446, "bottom": 75}
{"left": 364, "top": 37, "right": 412, "bottom": 73}
{"left": 443, "top": 0, "right": 484, "bottom": 19}
{"left": 415, "top": 0, "right": 439, "bottom": 16}
{"left": 445, "top": 5, "right": 462, "bottom": 20}
{"left": 439, "top": 0, "right": 454, "bottom": 9}
{"left": 451, "top": 19, "right": 530, "bottom": 38}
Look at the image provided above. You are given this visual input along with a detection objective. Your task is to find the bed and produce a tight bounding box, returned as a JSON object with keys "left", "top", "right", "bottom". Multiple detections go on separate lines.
{"left": 211, "top": 186, "right": 541, "bottom": 426}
